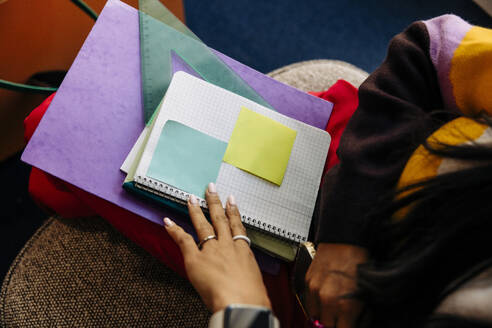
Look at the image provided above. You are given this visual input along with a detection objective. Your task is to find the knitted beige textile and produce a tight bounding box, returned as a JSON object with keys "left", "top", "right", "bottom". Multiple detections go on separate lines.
{"left": 1, "top": 60, "right": 368, "bottom": 327}
{"left": 268, "top": 59, "right": 368, "bottom": 92}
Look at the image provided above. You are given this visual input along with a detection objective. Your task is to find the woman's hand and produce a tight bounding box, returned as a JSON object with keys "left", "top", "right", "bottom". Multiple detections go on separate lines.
{"left": 305, "top": 243, "right": 367, "bottom": 328}
{"left": 163, "top": 182, "right": 271, "bottom": 313}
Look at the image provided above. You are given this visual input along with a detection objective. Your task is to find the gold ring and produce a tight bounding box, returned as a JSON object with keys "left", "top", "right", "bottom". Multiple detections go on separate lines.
{"left": 198, "top": 235, "right": 217, "bottom": 249}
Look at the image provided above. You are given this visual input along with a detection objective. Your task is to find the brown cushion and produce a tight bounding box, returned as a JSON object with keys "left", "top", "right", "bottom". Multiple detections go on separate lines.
{"left": 0, "top": 216, "right": 210, "bottom": 327}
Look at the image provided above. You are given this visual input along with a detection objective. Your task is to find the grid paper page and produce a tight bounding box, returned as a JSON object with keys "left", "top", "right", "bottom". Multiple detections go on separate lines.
{"left": 135, "top": 72, "right": 330, "bottom": 242}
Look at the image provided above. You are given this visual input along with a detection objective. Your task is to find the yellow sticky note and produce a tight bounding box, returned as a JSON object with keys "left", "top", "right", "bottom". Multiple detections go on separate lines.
{"left": 223, "top": 107, "right": 297, "bottom": 185}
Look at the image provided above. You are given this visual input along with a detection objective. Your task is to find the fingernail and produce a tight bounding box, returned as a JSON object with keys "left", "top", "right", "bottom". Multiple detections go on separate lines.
{"left": 227, "top": 195, "right": 236, "bottom": 206}
{"left": 208, "top": 182, "right": 217, "bottom": 193}
{"left": 163, "top": 217, "right": 174, "bottom": 227}
{"left": 189, "top": 194, "right": 198, "bottom": 205}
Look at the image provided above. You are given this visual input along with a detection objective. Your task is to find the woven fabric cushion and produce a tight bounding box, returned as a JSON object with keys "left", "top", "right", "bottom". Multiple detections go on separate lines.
{"left": 1, "top": 60, "right": 368, "bottom": 327}
{"left": 0, "top": 216, "right": 210, "bottom": 327}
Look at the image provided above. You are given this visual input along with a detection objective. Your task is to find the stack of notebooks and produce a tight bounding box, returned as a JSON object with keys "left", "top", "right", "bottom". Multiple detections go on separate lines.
{"left": 122, "top": 71, "right": 330, "bottom": 259}
{"left": 22, "top": 0, "right": 333, "bottom": 263}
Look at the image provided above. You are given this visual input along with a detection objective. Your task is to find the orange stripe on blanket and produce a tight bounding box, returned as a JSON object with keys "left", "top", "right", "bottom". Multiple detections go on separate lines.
{"left": 394, "top": 117, "right": 488, "bottom": 220}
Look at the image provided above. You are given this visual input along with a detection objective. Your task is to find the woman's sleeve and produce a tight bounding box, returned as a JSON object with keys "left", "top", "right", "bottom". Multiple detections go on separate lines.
{"left": 315, "top": 20, "right": 448, "bottom": 247}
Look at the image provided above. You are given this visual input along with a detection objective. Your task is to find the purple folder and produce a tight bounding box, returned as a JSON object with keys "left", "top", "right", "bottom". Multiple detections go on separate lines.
{"left": 22, "top": 0, "right": 333, "bottom": 272}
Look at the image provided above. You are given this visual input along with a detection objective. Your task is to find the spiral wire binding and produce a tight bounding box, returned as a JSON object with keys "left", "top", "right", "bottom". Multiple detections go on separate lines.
{"left": 134, "top": 175, "right": 306, "bottom": 243}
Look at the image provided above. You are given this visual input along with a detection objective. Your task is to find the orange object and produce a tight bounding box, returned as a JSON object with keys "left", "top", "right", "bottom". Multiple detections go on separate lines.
{"left": 0, "top": 0, "right": 184, "bottom": 161}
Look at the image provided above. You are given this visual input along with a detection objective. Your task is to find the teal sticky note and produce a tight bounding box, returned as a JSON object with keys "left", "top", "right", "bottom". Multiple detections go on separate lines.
{"left": 146, "top": 120, "right": 227, "bottom": 198}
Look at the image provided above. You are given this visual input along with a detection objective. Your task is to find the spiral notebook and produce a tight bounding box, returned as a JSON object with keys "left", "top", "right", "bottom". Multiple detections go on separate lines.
{"left": 132, "top": 72, "right": 331, "bottom": 243}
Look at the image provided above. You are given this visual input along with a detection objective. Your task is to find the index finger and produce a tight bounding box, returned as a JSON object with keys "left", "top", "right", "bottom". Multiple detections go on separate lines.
{"left": 205, "top": 183, "right": 232, "bottom": 240}
{"left": 187, "top": 194, "right": 216, "bottom": 241}
{"left": 318, "top": 283, "right": 339, "bottom": 327}
{"left": 305, "top": 288, "right": 321, "bottom": 324}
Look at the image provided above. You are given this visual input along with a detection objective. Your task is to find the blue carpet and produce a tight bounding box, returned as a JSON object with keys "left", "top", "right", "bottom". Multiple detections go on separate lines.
{"left": 184, "top": 0, "right": 491, "bottom": 74}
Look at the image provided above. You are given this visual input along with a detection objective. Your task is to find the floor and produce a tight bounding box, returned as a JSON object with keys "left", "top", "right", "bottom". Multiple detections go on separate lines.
{"left": 184, "top": 0, "right": 491, "bottom": 73}
{"left": 1, "top": 0, "right": 490, "bottom": 283}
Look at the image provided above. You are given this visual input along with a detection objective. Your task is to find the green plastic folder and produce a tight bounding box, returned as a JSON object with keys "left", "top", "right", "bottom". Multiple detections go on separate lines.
{"left": 138, "top": 0, "right": 272, "bottom": 123}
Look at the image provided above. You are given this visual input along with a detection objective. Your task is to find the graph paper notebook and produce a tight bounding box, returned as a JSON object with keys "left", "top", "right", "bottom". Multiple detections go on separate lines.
{"left": 132, "top": 72, "right": 331, "bottom": 243}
